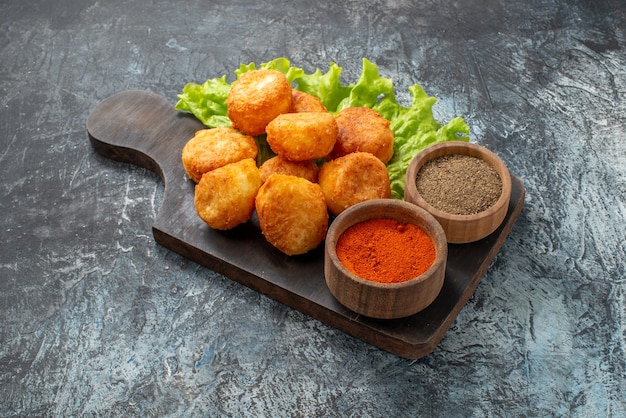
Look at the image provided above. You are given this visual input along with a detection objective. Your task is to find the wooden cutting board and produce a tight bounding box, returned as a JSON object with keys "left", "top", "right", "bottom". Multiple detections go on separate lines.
{"left": 87, "top": 90, "right": 525, "bottom": 359}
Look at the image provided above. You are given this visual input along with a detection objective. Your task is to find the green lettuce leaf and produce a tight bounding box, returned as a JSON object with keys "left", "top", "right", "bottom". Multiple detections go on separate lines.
{"left": 337, "top": 58, "right": 395, "bottom": 111}
{"left": 175, "top": 57, "right": 470, "bottom": 199}
{"left": 175, "top": 75, "right": 232, "bottom": 128}
{"left": 385, "top": 85, "right": 470, "bottom": 198}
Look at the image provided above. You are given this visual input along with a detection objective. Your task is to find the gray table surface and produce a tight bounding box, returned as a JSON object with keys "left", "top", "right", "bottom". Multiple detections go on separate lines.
{"left": 1, "top": 0, "right": 625, "bottom": 416}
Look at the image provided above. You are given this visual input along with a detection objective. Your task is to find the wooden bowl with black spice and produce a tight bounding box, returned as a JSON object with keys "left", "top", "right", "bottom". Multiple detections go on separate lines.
{"left": 324, "top": 199, "right": 448, "bottom": 319}
{"left": 404, "top": 141, "right": 512, "bottom": 244}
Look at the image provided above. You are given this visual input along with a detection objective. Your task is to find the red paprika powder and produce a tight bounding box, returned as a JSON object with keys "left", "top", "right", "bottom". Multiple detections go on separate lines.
{"left": 335, "top": 218, "right": 436, "bottom": 284}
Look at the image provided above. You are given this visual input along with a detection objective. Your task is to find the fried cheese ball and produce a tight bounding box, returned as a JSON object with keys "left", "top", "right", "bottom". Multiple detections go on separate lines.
{"left": 265, "top": 112, "right": 338, "bottom": 162}
{"left": 331, "top": 107, "right": 394, "bottom": 164}
{"left": 255, "top": 174, "right": 329, "bottom": 255}
{"left": 194, "top": 158, "right": 262, "bottom": 230}
{"left": 318, "top": 152, "right": 391, "bottom": 216}
{"left": 226, "top": 69, "right": 292, "bottom": 136}
{"left": 182, "top": 127, "right": 258, "bottom": 183}
{"left": 290, "top": 90, "right": 327, "bottom": 113}
{"left": 258, "top": 155, "right": 319, "bottom": 183}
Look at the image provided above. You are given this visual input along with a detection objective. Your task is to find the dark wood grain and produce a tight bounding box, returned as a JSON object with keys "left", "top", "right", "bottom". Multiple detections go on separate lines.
{"left": 86, "top": 90, "right": 525, "bottom": 359}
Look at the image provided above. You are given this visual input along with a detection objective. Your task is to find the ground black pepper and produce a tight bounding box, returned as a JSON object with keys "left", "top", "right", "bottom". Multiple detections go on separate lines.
{"left": 415, "top": 154, "right": 502, "bottom": 215}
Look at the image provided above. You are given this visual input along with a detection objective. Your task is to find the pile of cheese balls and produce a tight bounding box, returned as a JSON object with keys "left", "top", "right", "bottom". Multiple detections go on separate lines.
{"left": 182, "top": 69, "right": 394, "bottom": 255}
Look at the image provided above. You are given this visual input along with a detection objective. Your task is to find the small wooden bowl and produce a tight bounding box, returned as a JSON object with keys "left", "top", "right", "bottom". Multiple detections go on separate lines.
{"left": 324, "top": 199, "right": 448, "bottom": 319}
{"left": 404, "top": 141, "right": 512, "bottom": 244}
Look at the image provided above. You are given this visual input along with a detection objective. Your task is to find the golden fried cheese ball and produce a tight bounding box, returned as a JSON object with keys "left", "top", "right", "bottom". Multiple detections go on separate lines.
{"left": 290, "top": 90, "right": 327, "bottom": 113}
{"left": 194, "top": 158, "right": 262, "bottom": 230}
{"left": 318, "top": 152, "right": 391, "bottom": 216}
{"left": 258, "top": 155, "right": 319, "bottom": 183}
{"left": 226, "top": 69, "right": 292, "bottom": 136}
{"left": 182, "top": 127, "right": 258, "bottom": 183}
{"left": 331, "top": 107, "right": 394, "bottom": 164}
{"left": 265, "top": 112, "right": 338, "bottom": 162}
{"left": 255, "top": 174, "right": 329, "bottom": 255}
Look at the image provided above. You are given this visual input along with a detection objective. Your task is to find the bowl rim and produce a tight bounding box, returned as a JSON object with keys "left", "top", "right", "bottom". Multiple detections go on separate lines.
{"left": 325, "top": 198, "right": 448, "bottom": 289}
{"left": 405, "top": 141, "right": 512, "bottom": 223}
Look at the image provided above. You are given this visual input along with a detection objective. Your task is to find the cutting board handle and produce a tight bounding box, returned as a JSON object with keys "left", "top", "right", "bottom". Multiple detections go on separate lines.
{"left": 86, "top": 90, "right": 205, "bottom": 186}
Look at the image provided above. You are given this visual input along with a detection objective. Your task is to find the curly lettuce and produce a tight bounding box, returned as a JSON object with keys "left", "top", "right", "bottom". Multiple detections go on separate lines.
{"left": 175, "top": 57, "right": 469, "bottom": 199}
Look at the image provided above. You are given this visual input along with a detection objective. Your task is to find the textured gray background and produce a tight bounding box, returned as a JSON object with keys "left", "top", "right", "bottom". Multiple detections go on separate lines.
{"left": 1, "top": 0, "right": 625, "bottom": 416}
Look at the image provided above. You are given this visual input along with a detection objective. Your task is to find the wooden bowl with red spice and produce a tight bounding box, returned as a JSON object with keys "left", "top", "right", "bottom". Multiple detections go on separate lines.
{"left": 404, "top": 141, "right": 512, "bottom": 244}
{"left": 324, "top": 199, "right": 448, "bottom": 320}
